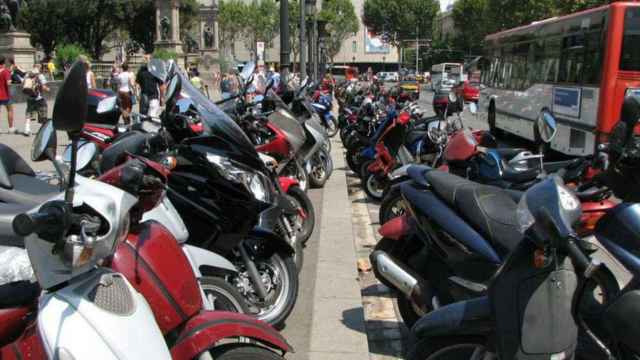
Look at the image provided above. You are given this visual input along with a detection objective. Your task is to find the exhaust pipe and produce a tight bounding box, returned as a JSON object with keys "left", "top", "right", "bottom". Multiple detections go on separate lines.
{"left": 370, "top": 250, "right": 430, "bottom": 314}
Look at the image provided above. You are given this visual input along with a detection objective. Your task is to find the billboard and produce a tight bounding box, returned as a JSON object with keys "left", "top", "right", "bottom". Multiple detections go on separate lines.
{"left": 364, "top": 27, "right": 390, "bottom": 54}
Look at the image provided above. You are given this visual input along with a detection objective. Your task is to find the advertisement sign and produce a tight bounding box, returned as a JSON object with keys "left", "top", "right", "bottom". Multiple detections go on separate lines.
{"left": 553, "top": 87, "right": 582, "bottom": 118}
{"left": 364, "top": 27, "right": 390, "bottom": 54}
{"left": 257, "top": 41, "right": 265, "bottom": 61}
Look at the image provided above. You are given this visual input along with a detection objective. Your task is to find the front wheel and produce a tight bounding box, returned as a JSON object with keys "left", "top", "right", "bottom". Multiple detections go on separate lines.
{"left": 286, "top": 186, "right": 315, "bottom": 245}
{"left": 346, "top": 147, "right": 364, "bottom": 173}
{"left": 283, "top": 161, "right": 308, "bottom": 192}
{"left": 200, "top": 276, "right": 249, "bottom": 313}
{"left": 325, "top": 115, "right": 339, "bottom": 137}
{"left": 364, "top": 172, "right": 386, "bottom": 201}
{"left": 379, "top": 187, "right": 406, "bottom": 225}
{"left": 234, "top": 251, "right": 299, "bottom": 327}
{"left": 309, "top": 149, "right": 330, "bottom": 188}
{"left": 210, "top": 344, "right": 285, "bottom": 360}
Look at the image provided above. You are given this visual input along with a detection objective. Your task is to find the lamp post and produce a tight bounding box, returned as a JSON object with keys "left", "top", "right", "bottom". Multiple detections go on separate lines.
{"left": 305, "top": 0, "right": 316, "bottom": 80}
{"left": 279, "top": 0, "right": 290, "bottom": 83}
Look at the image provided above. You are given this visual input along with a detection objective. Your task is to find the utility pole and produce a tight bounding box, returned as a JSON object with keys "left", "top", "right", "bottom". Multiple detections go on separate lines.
{"left": 279, "top": 0, "right": 291, "bottom": 83}
{"left": 299, "top": 0, "right": 307, "bottom": 78}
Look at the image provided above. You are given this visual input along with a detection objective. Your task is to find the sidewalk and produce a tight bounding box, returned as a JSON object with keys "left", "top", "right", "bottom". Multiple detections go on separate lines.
{"left": 307, "top": 138, "right": 370, "bottom": 360}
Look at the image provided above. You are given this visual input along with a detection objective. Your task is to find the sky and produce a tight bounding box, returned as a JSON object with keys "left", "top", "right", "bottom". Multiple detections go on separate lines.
{"left": 439, "top": 0, "right": 455, "bottom": 11}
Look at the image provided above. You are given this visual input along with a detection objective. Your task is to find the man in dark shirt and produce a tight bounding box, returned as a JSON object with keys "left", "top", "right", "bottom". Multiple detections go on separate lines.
{"left": 136, "top": 59, "right": 163, "bottom": 116}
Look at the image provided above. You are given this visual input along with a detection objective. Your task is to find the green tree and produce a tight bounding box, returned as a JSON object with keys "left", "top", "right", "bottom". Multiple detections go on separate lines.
{"left": 555, "top": 0, "right": 614, "bottom": 15}
{"left": 483, "top": 0, "right": 556, "bottom": 33}
{"left": 18, "top": 0, "right": 67, "bottom": 58}
{"left": 218, "top": 0, "right": 248, "bottom": 60}
{"left": 125, "top": 0, "right": 156, "bottom": 53}
{"left": 363, "top": 0, "right": 438, "bottom": 46}
{"left": 243, "top": 0, "right": 279, "bottom": 58}
{"left": 451, "top": 0, "right": 488, "bottom": 55}
{"left": 319, "top": 0, "right": 359, "bottom": 62}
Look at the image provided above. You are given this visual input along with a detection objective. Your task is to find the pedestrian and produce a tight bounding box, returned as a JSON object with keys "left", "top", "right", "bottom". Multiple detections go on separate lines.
{"left": 8, "top": 58, "right": 25, "bottom": 84}
{"left": 190, "top": 69, "right": 203, "bottom": 92}
{"left": 116, "top": 63, "right": 134, "bottom": 124}
{"left": 23, "top": 64, "right": 49, "bottom": 136}
{"left": 0, "top": 56, "right": 14, "bottom": 134}
{"left": 84, "top": 59, "right": 96, "bottom": 89}
{"left": 109, "top": 63, "right": 120, "bottom": 92}
{"left": 46, "top": 58, "right": 56, "bottom": 81}
{"left": 135, "top": 59, "right": 163, "bottom": 116}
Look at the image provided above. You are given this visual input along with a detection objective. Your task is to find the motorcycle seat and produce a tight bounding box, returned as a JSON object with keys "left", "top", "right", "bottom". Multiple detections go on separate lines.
{"left": 425, "top": 170, "right": 521, "bottom": 255}
{"left": 0, "top": 144, "right": 59, "bottom": 206}
{"left": 412, "top": 296, "right": 492, "bottom": 338}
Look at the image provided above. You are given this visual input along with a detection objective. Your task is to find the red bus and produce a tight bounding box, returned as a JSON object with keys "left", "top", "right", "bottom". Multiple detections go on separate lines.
{"left": 480, "top": 2, "right": 640, "bottom": 155}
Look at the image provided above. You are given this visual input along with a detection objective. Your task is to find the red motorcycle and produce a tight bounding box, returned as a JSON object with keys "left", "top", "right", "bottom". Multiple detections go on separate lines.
{"left": 102, "top": 157, "right": 294, "bottom": 359}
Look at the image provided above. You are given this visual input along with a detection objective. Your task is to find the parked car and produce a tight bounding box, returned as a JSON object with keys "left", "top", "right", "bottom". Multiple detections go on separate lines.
{"left": 386, "top": 72, "right": 399, "bottom": 82}
{"left": 453, "top": 80, "right": 480, "bottom": 103}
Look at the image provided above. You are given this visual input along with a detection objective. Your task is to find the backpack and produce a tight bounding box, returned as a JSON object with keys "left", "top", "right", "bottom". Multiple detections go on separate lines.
{"left": 22, "top": 73, "right": 38, "bottom": 97}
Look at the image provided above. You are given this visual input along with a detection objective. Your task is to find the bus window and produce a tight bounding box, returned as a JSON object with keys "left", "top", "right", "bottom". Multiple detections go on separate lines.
{"left": 621, "top": 7, "right": 640, "bottom": 71}
{"left": 583, "top": 30, "right": 604, "bottom": 84}
{"left": 559, "top": 34, "right": 585, "bottom": 84}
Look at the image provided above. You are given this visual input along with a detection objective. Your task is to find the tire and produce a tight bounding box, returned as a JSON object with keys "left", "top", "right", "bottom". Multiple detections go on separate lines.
{"left": 286, "top": 185, "right": 315, "bottom": 246}
{"left": 324, "top": 115, "right": 339, "bottom": 137}
{"left": 364, "top": 172, "right": 385, "bottom": 201}
{"left": 379, "top": 187, "right": 405, "bottom": 225}
{"left": 200, "top": 276, "right": 250, "bottom": 313}
{"left": 407, "top": 336, "right": 488, "bottom": 360}
{"left": 283, "top": 161, "right": 308, "bottom": 192}
{"left": 346, "top": 147, "right": 363, "bottom": 173}
{"left": 237, "top": 251, "right": 299, "bottom": 328}
{"left": 359, "top": 159, "right": 374, "bottom": 180}
{"left": 309, "top": 149, "right": 330, "bottom": 188}
{"left": 210, "top": 344, "right": 285, "bottom": 360}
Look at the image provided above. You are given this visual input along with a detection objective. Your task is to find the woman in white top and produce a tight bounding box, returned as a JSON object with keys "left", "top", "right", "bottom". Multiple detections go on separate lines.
{"left": 117, "top": 63, "right": 135, "bottom": 124}
{"left": 85, "top": 61, "right": 96, "bottom": 89}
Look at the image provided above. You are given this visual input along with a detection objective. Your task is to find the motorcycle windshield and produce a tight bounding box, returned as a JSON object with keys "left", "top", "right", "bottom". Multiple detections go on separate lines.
{"left": 178, "top": 71, "right": 258, "bottom": 156}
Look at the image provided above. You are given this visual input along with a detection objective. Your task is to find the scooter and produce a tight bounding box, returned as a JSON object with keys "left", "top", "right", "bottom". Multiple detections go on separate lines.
{"left": 310, "top": 86, "right": 338, "bottom": 138}
{"left": 407, "top": 175, "right": 593, "bottom": 360}
{"left": 2, "top": 61, "right": 293, "bottom": 360}
{"left": 370, "top": 112, "right": 619, "bottom": 328}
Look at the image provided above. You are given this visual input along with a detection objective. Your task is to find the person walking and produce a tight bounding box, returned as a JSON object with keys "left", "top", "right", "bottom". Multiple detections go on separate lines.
{"left": 0, "top": 56, "right": 14, "bottom": 134}
{"left": 117, "top": 63, "right": 134, "bottom": 124}
{"left": 85, "top": 60, "right": 96, "bottom": 89}
{"left": 23, "top": 64, "right": 49, "bottom": 136}
{"left": 136, "top": 59, "right": 163, "bottom": 116}
{"left": 46, "top": 58, "right": 56, "bottom": 81}
{"left": 9, "top": 58, "right": 25, "bottom": 84}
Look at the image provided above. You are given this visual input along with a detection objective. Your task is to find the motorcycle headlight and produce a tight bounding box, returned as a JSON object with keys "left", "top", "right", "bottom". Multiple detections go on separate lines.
{"left": 206, "top": 153, "right": 271, "bottom": 202}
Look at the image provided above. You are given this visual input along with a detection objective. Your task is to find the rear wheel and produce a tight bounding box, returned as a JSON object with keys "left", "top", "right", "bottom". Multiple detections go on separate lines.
{"left": 325, "top": 116, "right": 339, "bottom": 137}
{"left": 200, "top": 277, "right": 249, "bottom": 313}
{"left": 286, "top": 186, "right": 315, "bottom": 245}
{"left": 209, "top": 344, "right": 285, "bottom": 360}
{"left": 379, "top": 187, "right": 406, "bottom": 225}
{"left": 364, "top": 172, "right": 386, "bottom": 201}
{"left": 309, "top": 148, "right": 330, "bottom": 188}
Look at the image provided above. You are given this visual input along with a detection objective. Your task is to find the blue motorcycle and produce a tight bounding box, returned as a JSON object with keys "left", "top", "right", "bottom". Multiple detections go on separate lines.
{"left": 311, "top": 92, "right": 338, "bottom": 137}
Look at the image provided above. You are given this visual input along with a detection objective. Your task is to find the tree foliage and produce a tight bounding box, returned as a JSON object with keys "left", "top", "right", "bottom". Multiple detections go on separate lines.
{"left": 319, "top": 0, "right": 359, "bottom": 61}
{"left": 21, "top": 0, "right": 200, "bottom": 60}
{"left": 363, "top": 0, "right": 439, "bottom": 46}
{"left": 218, "top": 0, "right": 248, "bottom": 59}
{"left": 451, "top": 0, "right": 488, "bottom": 55}
{"left": 243, "top": 0, "right": 279, "bottom": 53}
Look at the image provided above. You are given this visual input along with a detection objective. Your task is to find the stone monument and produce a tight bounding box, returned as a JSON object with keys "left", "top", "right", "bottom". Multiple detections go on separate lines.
{"left": 197, "top": 0, "right": 220, "bottom": 95}
{"left": 155, "top": 0, "right": 184, "bottom": 59}
{"left": 0, "top": 0, "right": 35, "bottom": 68}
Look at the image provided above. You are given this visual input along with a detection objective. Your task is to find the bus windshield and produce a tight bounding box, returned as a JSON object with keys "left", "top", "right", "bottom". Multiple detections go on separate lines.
{"left": 621, "top": 7, "right": 640, "bottom": 71}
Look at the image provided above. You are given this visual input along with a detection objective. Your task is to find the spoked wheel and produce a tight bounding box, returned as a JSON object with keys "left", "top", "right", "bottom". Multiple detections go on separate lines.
{"left": 200, "top": 277, "right": 249, "bottom": 313}
{"left": 286, "top": 186, "right": 315, "bottom": 245}
{"left": 210, "top": 344, "right": 285, "bottom": 360}
{"left": 233, "top": 250, "right": 298, "bottom": 327}
{"left": 408, "top": 338, "right": 491, "bottom": 360}
{"left": 379, "top": 187, "right": 406, "bottom": 225}
{"left": 364, "top": 172, "right": 386, "bottom": 201}
{"left": 309, "top": 149, "right": 330, "bottom": 188}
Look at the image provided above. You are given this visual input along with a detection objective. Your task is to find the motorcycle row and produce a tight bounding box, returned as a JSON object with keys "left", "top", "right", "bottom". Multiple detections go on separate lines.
{"left": 336, "top": 79, "right": 640, "bottom": 359}
{"left": 0, "top": 59, "right": 337, "bottom": 359}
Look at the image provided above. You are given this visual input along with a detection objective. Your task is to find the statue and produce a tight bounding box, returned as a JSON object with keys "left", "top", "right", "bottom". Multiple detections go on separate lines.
{"left": 0, "top": 3, "right": 14, "bottom": 32}
{"left": 183, "top": 32, "right": 199, "bottom": 53}
{"left": 203, "top": 26, "right": 214, "bottom": 49}
{"left": 6, "top": 0, "right": 22, "bottom": 29}
{"left": 160, "top": 16, "right": 171, "bottom": 41}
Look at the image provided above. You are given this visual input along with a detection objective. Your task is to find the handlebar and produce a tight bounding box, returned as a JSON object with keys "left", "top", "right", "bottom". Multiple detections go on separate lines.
{"left": 13, "top": 201, "right": 71, "bottom": 240}
{"left": 565, "top": 236, "right": 600, "bottom": 279}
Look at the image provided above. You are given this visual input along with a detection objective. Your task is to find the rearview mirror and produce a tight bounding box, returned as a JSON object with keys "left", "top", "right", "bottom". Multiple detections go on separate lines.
{"left": 62, "top": 141, "right": 98, "bottom": 171}
{"left": 52, "top": 60, "right": 88, "bottom": 133}
{"left": 536, "top": 111, "right": 558, "bottom": 144}
{"left": 31, "top": 120, "right": 57, "bottom": 162}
